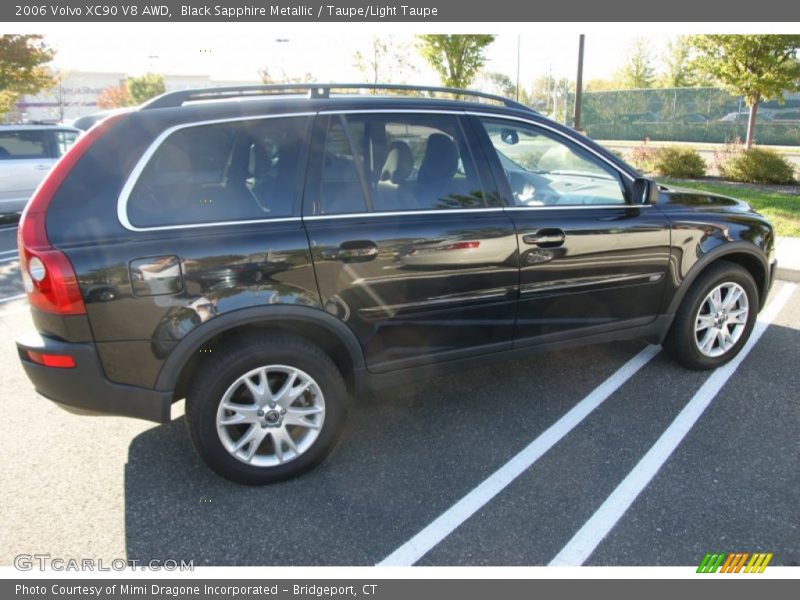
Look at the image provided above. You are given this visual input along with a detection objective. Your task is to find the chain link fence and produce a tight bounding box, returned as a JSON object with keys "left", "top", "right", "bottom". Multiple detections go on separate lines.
{"left": 580, "top": 87, "right": 800, "bottom": 146}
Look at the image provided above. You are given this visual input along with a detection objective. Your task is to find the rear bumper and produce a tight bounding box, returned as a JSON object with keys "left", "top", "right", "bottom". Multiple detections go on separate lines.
{"left": 16, "top": 331, "right": 172, "bottom": 423}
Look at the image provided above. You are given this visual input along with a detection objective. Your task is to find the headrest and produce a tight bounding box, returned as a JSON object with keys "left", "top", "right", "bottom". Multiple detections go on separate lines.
{"left": 380, "top": 141, "right": 414, "bottom": 184}
{"left": 418, "top": 133, "right": 458, "bottom": 183}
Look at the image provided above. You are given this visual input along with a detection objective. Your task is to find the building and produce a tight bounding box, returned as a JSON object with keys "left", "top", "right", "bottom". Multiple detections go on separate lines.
{"left": 9, "top": 71, "right": 260, "bottom": 124}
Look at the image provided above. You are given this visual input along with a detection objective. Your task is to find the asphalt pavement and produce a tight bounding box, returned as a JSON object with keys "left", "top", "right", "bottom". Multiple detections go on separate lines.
{"left": 0, "top": 219, "right": 798, "bottom": 567}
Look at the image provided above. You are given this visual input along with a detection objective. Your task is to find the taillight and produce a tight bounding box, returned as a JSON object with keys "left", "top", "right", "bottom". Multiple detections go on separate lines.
{"left": 18, "top": 115, "right": 124, "bottom": 315}
{"left": 26, "top": 350, "right": 76, "bottom": 369}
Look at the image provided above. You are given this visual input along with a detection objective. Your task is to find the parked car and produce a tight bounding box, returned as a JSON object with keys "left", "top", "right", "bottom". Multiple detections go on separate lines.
{"left": 69, "top": 108, "right": 132, "bottom": 131}
{"left": 673, "top": 112, "right": 709, "bottom": 124}
{"left": 15, "top": 84, "right": 776, "bottom": 484}
{"left": 0, "top": 124, "right": 81, "bottom": 215}
{"left": 718, "top": 111, "right": 775, "bottom": 123}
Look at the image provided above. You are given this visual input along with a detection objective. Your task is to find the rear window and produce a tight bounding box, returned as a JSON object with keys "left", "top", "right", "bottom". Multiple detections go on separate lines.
{"left": 126, "top": 116, "right": 310, "bottom": 228}
{"left": 0, "top": 130, "right": 50, "bottom": 160}
{"left": 310, "top": 113, "right": 490, "bottom": 215}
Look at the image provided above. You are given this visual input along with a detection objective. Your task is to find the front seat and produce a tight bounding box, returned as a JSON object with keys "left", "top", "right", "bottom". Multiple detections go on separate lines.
{"left": 415, "top": 133, "right": 459, "bottom": 208}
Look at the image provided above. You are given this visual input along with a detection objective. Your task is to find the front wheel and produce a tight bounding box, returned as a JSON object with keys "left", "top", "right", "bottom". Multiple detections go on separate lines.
{"left": 185, "top": 334, "right": 347, "bottom": 484}
{"left": 664, "top": 262, "right": 758, "bottom": 370}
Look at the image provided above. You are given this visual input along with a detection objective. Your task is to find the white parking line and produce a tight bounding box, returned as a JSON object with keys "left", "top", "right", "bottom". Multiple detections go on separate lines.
{"left": 0, "top": 293, "right": 26, "bottom": 304}
{"left": 550, "top": 282, "right": 797, "bottom": 566}
{"left": 0, "top": 249, "right": 18, "bottom": 256}
{"left": 0, "top": 256, "right": 19, "bottom": 264}
{"left": 377, "top": 344, "right": 662, "bottom": 566}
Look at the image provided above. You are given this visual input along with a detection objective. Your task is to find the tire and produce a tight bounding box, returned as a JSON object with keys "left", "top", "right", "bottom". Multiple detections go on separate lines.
{"left": 664, "top": 261, "right": 758, "bottom": 371}
{"left": 185, "top": 333, "right": 347, "bottom": 484}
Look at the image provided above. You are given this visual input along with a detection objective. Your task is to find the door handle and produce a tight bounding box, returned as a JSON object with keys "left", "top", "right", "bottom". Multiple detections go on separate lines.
{"left": 338, "top": 241, "right": 378, "bottom": 262}
{"left": 34, "top": 164, "right": 51, "bottom": 171}
{"left": 522, "top": 229, "right": 566, "bottom": 248}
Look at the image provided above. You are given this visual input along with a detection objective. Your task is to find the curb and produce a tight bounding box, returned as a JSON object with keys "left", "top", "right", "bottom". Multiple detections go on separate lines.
{"left": 776, "top": 267, "right": 800, "bottom": 283}
{"left": 775, "top": 237, "right": 800, "bottom": 283}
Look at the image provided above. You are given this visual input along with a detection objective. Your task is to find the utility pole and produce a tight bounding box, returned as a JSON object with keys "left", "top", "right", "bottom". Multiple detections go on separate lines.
{"left": 573, "top": 34, "right": 585, "bottom": 131}
{"left": 546, "top": 63, "right": 552, "bottom": 114}
{"left": 516, "top": 35, "right": 521, "bottom": 102}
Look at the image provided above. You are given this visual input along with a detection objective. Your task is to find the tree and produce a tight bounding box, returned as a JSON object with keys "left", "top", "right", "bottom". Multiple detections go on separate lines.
{"left": 615, "top": 37, "right": 656, "bottom": 89}
{"left": 691, "top": 35, "right": 800, "bottom": 148}
{"left": 479, "top": 71, "right": 516, "bottom": 98}
{"left": 659, "top": 36, "right": 698, "bottom": 88}
{"left": 584, "top": 78, "right": 617, "bottom": 92}
{"left": 0, "top": 34, "right": 55, "bottom": 116}
{"left": 50, "top": 71, "right": 79, "bottom": 121}
{"left": 97, "top": 82, "right": 134, "bottom": 109}
{"left": 259, "top": 67, "right": 315, "bottom": 84}
{"left": 417, "top": 35, "right": 495, "bottom": 89}
{"left": 126, "top": 73, "right": 165, "bottom": 105}
{"left": 353, "top": 36, "right": 416, "bottom": 87}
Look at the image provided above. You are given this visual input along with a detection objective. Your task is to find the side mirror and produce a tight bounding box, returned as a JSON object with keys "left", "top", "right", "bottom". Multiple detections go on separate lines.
{"left": 632, "top": 177, "right": 657, "bottom": 205}
{"left": 500, "top": 128, "right": 519, "bottom": 145}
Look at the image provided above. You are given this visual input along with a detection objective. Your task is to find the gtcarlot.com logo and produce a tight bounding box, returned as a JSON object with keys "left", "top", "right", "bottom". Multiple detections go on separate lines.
{"left": 14, "top": 553, "right": 193, "bottom": 571}
{"left": 697, "top": 552, "right": 773, "bottom": 573}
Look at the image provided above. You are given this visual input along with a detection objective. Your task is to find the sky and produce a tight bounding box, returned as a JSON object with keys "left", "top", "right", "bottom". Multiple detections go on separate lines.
{"left": 7, "top": 22, "right": 796, "bottom": 90}
{"left": 10, "top": 23, "right": 680, "bottom": 88}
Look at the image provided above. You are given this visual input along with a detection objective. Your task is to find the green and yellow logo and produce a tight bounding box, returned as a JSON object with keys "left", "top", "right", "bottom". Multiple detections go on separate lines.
{"left": 697, "top": 552, "right": 773, "bottom": 573}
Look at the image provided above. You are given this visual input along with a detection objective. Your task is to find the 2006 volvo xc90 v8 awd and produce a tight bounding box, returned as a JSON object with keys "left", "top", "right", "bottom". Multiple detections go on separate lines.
{"left": 15, "top": 84, "right": 776, "bottom": 484}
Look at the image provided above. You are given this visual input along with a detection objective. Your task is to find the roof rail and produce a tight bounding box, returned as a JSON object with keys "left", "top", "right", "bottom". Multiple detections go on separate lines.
{"left": 140, "top": 83, "right": 536, "bottom": 113}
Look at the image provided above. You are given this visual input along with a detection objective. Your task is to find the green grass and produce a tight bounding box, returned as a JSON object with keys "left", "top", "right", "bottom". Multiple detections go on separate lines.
{"left": 661, "top": 179, "right": 800, "bottom": 238}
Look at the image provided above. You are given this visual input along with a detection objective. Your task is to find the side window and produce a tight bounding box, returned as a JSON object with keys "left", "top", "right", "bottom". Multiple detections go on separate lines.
{"left": 314, "top": 113, "right": 488, "bottom": 215}
{"left": 126, "top": 116, "right": 310, "bottom": 228}
{"left": 0, "top": 130, "right": 50, "bottom": 160}
{"left": 55, "top": 130, "right": 79, "bottom": 157}
{"left": 480, "top": 118, "right": 626, "bottom": 207}
{"left": 317, "top": 116, "right": 369, "bottom": 215}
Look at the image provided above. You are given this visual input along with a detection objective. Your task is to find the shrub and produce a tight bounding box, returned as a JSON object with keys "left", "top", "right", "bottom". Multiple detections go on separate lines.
{"left": 718, "top": 147, "right": 796, "bottom": 184}
{"left": 630, "top": 142, "right": 706, "bottom": 178}
{"left": 629, "top": 140, "right": 658, "bottom": 171}
{"left": 712, "top": 137, "right": 744, "bottom": 174}
{"left": 647, "top": 146, "right": 706, "bottom": 178}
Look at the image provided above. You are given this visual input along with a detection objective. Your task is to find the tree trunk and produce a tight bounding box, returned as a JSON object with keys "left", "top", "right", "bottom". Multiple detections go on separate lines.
{"left": 745, "top": 96, "right": 760, "bottom": 150}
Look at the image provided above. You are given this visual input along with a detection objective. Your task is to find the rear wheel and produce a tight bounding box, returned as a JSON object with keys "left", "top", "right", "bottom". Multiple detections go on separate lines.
{"left": 185, "top": 334, "right": 347, "bottom": 484}
{"left": 664, "top": 262, "right": 758, "bottom": 370}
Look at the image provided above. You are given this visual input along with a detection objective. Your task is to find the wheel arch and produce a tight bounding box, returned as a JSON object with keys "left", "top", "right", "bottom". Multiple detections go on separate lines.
{"left": 155, "top": 306, "right": 366, "bottom": 400}
{"left": 665, "top": 242, "right": 769, "bottom": 318}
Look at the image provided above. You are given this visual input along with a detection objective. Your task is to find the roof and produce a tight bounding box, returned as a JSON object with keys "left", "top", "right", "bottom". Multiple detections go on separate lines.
{"left": 0, "top": 123, "right": 81, "bottom": 131}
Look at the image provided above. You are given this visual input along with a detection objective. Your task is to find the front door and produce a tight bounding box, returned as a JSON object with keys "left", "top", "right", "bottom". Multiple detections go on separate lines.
{"left": 473, "top": 115, "right": 671, "bottom": 345}
{"left": 303, "top": 112, "right": 519, "bottom": 371}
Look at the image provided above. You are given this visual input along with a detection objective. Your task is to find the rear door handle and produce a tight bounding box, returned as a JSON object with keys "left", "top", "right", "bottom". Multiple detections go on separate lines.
{"left": 338, "top": 240, "right": 378, "bottom": 262}
{"left": 522, "top": 229, "right": 566, "bottom": 248}
{"left": 34, "top": 164, "right": 51, "bottom": 171}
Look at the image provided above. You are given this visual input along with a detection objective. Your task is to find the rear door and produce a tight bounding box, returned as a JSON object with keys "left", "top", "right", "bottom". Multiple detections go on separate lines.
{"left": 471, "top": 115, "right": 671, "bottom": 345}
{"left": 303, "top": 111, "right": 519, "bottom": 371}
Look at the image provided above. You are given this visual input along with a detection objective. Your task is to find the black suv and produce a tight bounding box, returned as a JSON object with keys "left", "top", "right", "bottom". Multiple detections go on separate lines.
{"left": 16, "top": 84, "right": 776, "bottom": 484}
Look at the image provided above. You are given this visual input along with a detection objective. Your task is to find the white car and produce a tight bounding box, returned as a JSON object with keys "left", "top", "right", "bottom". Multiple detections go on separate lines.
{"left": 0, "top": 124, "right": 81, "bottom": 215}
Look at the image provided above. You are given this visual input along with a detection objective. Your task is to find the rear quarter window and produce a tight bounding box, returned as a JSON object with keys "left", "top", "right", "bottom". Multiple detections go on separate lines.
{"left": 125, "top": 116, "right": 310, "bottom": 228}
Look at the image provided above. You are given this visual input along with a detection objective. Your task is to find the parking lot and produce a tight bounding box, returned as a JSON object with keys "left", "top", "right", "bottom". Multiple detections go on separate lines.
{"left": 0, "top": 218, "right": 798, "bottom": 568}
